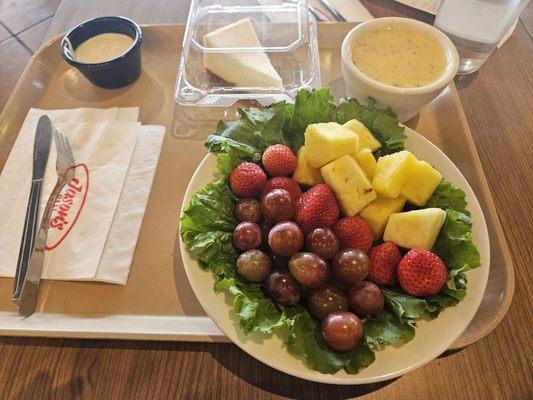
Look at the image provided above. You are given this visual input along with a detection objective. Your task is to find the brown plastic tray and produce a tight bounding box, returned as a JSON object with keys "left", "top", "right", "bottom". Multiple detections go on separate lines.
{"left": 0, "top": 24, "right": 513, "bottom": 348}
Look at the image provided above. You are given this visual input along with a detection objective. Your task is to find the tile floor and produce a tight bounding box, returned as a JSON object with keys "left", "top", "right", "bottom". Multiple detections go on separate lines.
{"left": 0, "top": 0, "right": 61, "bottom": 111}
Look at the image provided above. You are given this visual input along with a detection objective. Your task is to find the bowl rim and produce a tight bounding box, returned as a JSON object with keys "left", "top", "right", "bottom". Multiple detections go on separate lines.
{"left": 341, "top": 17, "right": 459, "bottom": 95}
{"left": 60, "top": 15, "right": 142, "bottom": 68}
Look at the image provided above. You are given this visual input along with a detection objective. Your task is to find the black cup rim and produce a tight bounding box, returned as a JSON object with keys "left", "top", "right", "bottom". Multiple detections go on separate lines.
{"left": 60, "top": 16, "right": 142, "bottom": 68}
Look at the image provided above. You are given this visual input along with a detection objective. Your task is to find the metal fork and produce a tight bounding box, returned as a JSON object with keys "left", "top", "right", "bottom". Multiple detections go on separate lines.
{"left": 16, "top": 129, "right": 75, "bottom": 317}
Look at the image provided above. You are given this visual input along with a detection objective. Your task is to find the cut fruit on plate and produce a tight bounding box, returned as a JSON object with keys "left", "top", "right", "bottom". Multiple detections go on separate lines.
{"left": 179, "top": 125, "right": 490, "bottom": 385}
{"left": 320, "top": 155, "right": 376, "bottom": 217}
{"left": 304, "top": 122, "right": 359, "bottom": 168}
{"left": 343, "top": 119, "right": 382, "bottom": 152}
{"left": 355, "top": 148, "right": 378, "bottom": 179}
{"left": 293, "top": 146, "right": 324, "bottom": 186}
{"left": 384, "top": 208, "right": 447, "bottom": 250}
{"left": 360, "top": 195, "right": 406, "bottom": 239}
{"left": 373, "top": 150, "right": 419, "bottom": 198}
{"left": 401, "top": 160, "right": 443, "bottom": 206}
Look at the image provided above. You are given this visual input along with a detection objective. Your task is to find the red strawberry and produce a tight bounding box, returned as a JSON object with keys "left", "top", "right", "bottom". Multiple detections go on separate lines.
{"left": 261, "top": 177, "right": 302, "bottom": 202}
{"left": 334, "top": 217, "right": 373, "bottom": 253}
{"left": 295, "top": 184, "right": 339, "bottom": 233}
{"left": 397, "top": 249, "right": 447, "bottom": 297}
{"left": 368, "top": 242, "right": 402, "bottom": 286}
{"left": 229, "top": 162, "right": 267, "bottom": 197}
{"left": 262, "top": 144, "right": 298, "bottom": 177}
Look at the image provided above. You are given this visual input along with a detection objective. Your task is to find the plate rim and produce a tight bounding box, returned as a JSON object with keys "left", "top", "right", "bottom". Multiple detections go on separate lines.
{"left": 178, "top": 126, "right": 490, "bottom": 385}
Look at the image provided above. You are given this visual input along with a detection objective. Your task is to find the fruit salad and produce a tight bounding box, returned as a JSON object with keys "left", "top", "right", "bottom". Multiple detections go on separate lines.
{"left": 180, "top": 88, "right": 481, "bottom": 375}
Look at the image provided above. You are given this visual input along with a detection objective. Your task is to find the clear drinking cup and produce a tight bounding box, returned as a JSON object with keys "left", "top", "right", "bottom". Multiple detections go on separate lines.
{"left": 434, "top": 0, "right": 530, "bottom": 75}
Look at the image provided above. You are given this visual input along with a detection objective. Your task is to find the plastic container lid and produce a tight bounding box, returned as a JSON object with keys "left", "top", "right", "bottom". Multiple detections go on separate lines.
{"left": 175, "top": 0, "right": 320, "bottom": 107}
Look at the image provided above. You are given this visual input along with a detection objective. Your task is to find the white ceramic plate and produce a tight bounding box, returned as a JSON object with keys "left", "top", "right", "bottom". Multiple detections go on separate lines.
{"left": 179, "top": 127, "right": 490, "bottom": 384}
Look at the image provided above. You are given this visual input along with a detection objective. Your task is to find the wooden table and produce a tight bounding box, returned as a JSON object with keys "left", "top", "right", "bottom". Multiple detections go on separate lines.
{"left": 1, "top": 1, "right": 532, "bottom": 399}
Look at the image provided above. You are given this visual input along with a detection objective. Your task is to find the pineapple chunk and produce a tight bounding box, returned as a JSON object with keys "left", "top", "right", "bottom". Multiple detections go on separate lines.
{"left": 401, "top": 161, "right": 442, "bottom": 206}
{"left": 383, "top": 208, "right": 446, "bottom": 250}
{"left": 293, "top": 146, "right": 324, "bottom": 186}
{"left": 360, "top": 195, "right": 406, "bottom": 239}
{"left": 372, "top": 150, "right": 419, "bottom": 198}
{"left": 343, "top": 119, "right": 381, "bottom": 151}
{"left": 320, "top": 155, "right": 377, "bottom": 216}
{"left": 304, "top": 123, "right": 359, "bottom": 168}
{"left": 355, "top": 148, "right": 377, "bottom": 180}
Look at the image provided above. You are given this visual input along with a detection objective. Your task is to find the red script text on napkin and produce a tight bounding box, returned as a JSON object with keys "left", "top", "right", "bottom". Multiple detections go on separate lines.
{"left": 46, "top": 163, "right": 89, "bottom": 250}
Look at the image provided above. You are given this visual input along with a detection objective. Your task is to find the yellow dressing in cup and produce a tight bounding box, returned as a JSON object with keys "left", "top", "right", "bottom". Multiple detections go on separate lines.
{"left": 351, "top": 25, "right": 447, "bottom": 88}
{"left": 75, "top": 33, "right": 134, "bottom": 64}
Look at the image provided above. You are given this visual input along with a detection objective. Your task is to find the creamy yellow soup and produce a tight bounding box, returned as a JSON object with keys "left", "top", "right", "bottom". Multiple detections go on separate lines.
{"left": 351, "top": 26, "right": 447, "bottom": 88}
{"left": 75, "top": 33, "right": 134, "bottom": 63}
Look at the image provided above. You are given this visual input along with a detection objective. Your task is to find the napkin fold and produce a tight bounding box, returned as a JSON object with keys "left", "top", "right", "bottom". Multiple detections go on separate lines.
{"left": 0, "top": 107, "right": 165, "bottom": 285}
{"left": 96, "top": 125, "right": 165, "bottom": 284}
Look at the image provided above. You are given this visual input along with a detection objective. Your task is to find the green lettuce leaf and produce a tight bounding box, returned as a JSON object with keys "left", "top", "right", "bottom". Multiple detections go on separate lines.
{"left": 344, "top": 341, "right": 376, "bottom": 374}
{"left": 433, "top": 209, "right": 480, "bottom": 272}
{"left": 282, "top": 88, "right": 406, "bottom": 156}
{"left": 417, "top": 179, "right": 480, "bottom": 316}
{"left": 425, "top": 178, "right": 469, "bottom": 215}
{"left": 180, "top": 177, "right": 236, "bottom": 234}
{"left": 214, "top": 104, "right": 287, "bottom": 151}
{"left": 205, "top": 88, "right": 407, "bottom": 170}
{"left": 286, "top": 308, "right": 347, "bottom": 374}
{"left": 382, "top": 288, "right": 435, "bottom": 323}
{"left": 426, "top": 292, "right": 459, "bottom": 318}
{"left": 180, "top": 178, "right": 238, "bottom": 278}
{"left": 284, "top": 88, "right": 338, "bottom": 152}
{"left": 215, "top": 278, "right": 286, "bottom": 334}
{"left": 285, "top": 307, "right": 376, "bottom": 374}
{"left": 364, "top": 311, "right": 415, "bottom": 350}
{"left": 424, "top": 208, "right": 480, "bottom": 316}
{"left": 337, "top": 97, "right": 406, "bottom": 157}
{"left": 205, "top": 135, "right": 260, "bottom": 174}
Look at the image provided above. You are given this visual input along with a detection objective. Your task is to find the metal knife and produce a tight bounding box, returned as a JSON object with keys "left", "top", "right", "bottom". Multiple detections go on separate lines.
{"left": 12, "top": 115, "right": 52, "bottom": 300}
{"left": 17, "top": 128, "right": 75, "bottom": 317}
{"left": 16, "top": 177, "right": 62, "bottom": 316}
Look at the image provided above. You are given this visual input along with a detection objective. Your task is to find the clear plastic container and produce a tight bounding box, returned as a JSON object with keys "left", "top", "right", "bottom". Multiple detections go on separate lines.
{"left": 175, "top": 0, "right": 320, "bottom": 107}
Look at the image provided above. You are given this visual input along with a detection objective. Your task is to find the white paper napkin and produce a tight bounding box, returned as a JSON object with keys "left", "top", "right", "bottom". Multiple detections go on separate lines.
{"left": 310, "top": 0, "right": 374, "bottom": 22}
{"left": 394, "top": 0, "right": 439, "bottom": 15}
{"left": 258, "top": 0, "right": 373, "bottom": 23}
{"left": 0, "top": 107, "right": 165, "bottom": 285}
{"left": 0, "top": 110, "right": 140, "bottom": 280}
{"left": 95, "top": 125, "right": 165, "bottom": 284}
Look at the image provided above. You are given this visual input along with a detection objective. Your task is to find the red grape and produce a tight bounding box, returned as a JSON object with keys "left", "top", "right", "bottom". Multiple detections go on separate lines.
{"left": 237, "top": 250, "right": 272, "bottom": 283}
{"left": 265, "top": 270, "right": 301, "bottom": 306}
{"left": 259, "top": 219, "right": 274, "bottom": 248}
{"left": 288, "top": 252, "right": 329, "bottom": 288}
{"left": 233, "top": 222, "right": 262, "bottom": 251}
{"left": 306, "top": 285, "right": 348, "bottom": 320}
{"left": 267, "top": 249, "right": 289, "bottom": 269}
{"left": 261, "top": 189, "right": 296, "bottom": 222}
{"left": 348, "top": 281, "right": 384, "bottom": 318}
{"left": 332, "top": 249, "right": 369, "bottom": 284}
{"left": 322, "top": 311, "right": 363, "bottom": 352}
{"left": 305, "top": 228, "right": 340, "bottom": 260}
{"left": 234, "top": 198, "right": 261, "bottom": 222}
{"left": 268, "top": 222, "right": 304, "bottom": 257}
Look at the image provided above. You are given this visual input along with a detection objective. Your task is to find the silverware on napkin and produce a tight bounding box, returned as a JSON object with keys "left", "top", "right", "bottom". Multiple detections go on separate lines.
{"left": 308, "top": 4, "right": 331, "bottom": 22}
{"left": 12, "top": 115, "right": 52, "bottom": 300}
{"left": 16, "top": 127, "right": 75, "bottom": 317}
{"left": 317, "top": 0, "right": 347, "bottom": 22}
